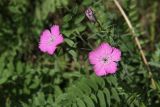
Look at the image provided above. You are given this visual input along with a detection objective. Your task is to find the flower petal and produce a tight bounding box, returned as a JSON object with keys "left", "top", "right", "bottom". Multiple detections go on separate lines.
{"left": 39, "top": 30, "right": 51, "bottom": 52}
{"left": 39, "top": 30, "right": 51, "bottom": 43}
{"left": 93, "top": 63, "right": 107, "bottom": 76}
{"left": 99, "top": 43, "right": 113, "bottom": 55}
{"left": 54, "top": 34, "right": 64, "bottom": 46}
{"left": 47, "top": 46, "right": 56, "bottom": 55}
{"left": 111, "top": 48, "right": 121, "bottom": 61}
{"left": 89, "top": 50, "right": 100, "bottom": 65}
{"left": 39, "top": 43, "right": 47, "bottom": 52}
{"left": 105, "top": 62, "right": 118, "bottom": 74}
{"left": 51, "top": 25, "right": 60, "bottom": 36}
{"left": 88, "top": 43, "right": 112, "bottom": 65}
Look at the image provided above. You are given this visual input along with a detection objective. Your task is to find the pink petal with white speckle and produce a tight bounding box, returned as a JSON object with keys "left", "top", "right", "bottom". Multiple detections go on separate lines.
{"left": 51, "top": 25, "right": 60, "bottom": 36}
{"left": 39, "top": 30, "right": 51, "bottom": 52}
{"left": 89, "top": 50, "right": 101, "bottom": 65}
{"left": 99, "top": 43, "right": 113, "bottom": 55}
{"left": 88, "top": 43, "right": 121, "bottom": 76}
{"left": 88, "top": 43, "right": 112, "bottom": 65}
{"left": 105, "top": 62, "right": 117, "bottom": 74}
{"left": 47, "top": 46, "right": 56, "bottom": 55}
{"left": 93, "top": 63, "right": 107, "bottom": 76}
{"left": 38, "top": 25, "right": 64, "bottom": 55}
{"left": 111, "top": 48, "right": 121, "bottom": 61}
{"left": 54, "top": 34, "right": 64, "bottom": 46}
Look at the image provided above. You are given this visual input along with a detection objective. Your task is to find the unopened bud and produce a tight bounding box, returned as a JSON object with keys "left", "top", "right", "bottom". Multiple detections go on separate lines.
{"left": 85, "top": 7, "right": 96, "bottom": 22}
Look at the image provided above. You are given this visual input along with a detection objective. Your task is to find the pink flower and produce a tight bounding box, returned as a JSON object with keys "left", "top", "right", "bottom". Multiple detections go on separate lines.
{"left": 88, "top": 43, "right": 121, "bottom": 76}
{"left": 39, "top": 25, "right": 64, "bottom": 55}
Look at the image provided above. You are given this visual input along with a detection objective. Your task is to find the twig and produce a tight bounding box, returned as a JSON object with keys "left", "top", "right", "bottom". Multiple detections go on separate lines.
{"left": 113, "top": 0, "right": 156, "bottom": 89}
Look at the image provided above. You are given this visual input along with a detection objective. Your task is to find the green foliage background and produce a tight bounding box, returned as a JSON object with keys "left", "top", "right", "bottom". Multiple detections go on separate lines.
{"left": 0, "top": 0, "right": 160, "bottom": 106}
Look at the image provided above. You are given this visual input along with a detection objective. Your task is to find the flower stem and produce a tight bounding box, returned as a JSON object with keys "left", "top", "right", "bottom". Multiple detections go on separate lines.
{"left": 113, "top": 0, "right": 156, "bottom": 89}
{"left": 96, "top": 19, "right": 103, "bottom": 31}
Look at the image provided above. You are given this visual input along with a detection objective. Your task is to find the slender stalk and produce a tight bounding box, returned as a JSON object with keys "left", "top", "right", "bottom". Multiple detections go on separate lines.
{"left": 96, "top": 19, "right": 103, "bottom": 31}
{"left": 113, "top": 0, "right": 156, "bottom": 89}
{"left": 150, "top": 2, "right": 157, "bottom": 49}
{"left": 77, "top": 33, "right": 93, "bottom": 49}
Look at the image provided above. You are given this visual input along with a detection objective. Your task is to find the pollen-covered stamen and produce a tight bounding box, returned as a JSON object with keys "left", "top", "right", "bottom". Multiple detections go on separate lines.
{"left": 48, "top": 35, "right": 55, "bottom": 45}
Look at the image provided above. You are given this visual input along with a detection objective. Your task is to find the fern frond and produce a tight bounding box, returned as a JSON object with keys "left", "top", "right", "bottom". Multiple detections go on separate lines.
{"left": 56, "top": 75, "right": 142, "bottom": 107}
{"left": 35, "top": 0, "right": 69, "bottom": 21}
{"left": 128, "top": 0, "right": 142, "bottom": 35}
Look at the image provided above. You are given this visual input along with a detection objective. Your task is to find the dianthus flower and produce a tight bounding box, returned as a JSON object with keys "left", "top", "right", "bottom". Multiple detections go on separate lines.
{"left": 39, "top": 25, "right": 64, "bottom": 55}
{"left": 89, "top": 43, "right": 121, "bottom": 76}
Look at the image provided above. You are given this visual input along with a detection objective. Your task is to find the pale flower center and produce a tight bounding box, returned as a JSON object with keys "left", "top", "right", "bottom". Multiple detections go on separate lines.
{"left": 101, "top": 55, "right": 112, "bottom": 64}
{"left": 102, "top": 57, "right": 108, "bottom": 63}
{"left": 48, "top": 35, "right": 55, "bottom": 45}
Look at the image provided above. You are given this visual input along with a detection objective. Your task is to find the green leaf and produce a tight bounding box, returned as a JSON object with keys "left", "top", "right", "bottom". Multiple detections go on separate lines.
{"left": 72, "top": 103, "right": 77, "bottom": 107}
{"left": 0, "top": 77, "right": 8, "bottom": 85}
{"left": 16, "top": 61, "right": 23, "bottom": 74}
{"left": 76, "top": 98, "right": 86, "bottom": 107}
{"left": 72, "top": 5, "right": 78, "bottom": 14}
{"left": 97, "top": 90, "right": 106, "bottom": 107}
{"left": 69, "top": 86, "right": 84, "bottom": 97}
{"left": 29, "top": 76, "right": 41, "bottom": 89}
{"left": 54, "top": 86, "right": 63, "bottom": 98}
{"left": 148, "top": 62, "right": 160, "bottom": 68}
{"left": 83, "top": 95, "right": 95, "bottom": 107}
{"left": 0, "top": 55, "right": 6, "bottom": 72}
{"left": 0, "top": 69, "right": 10, "bottom": 84}
{"left": 62, "top": 30, "right": 74, "bottom": 37}
{"left": 140, "top": 102, "right": 146, "bottom": 107}
{"left": 103, "top": 88, "right": 111, "bottom": 106}
{"left": 68, "top": 50, "right": 77, "bottom": 60}
{"left": 74, "top": 15, "right": 85, "bottom": 24}
{"left": 95, "top": 76, "right": 105, "bottom": 88}
{"left": 106, "top": 76, "right": 118, "bottom": 86}
{"left": 82, "top": 0, "right": 92, "bottom": 5}
{"left": 86, "top": 78, "right": 98, "bottom": 92}
{"left": 111, "top": 88, "right": 120, "bottom": 102}
{"left": 65, "top": 39, "right": 75, "bottom": 47}
{"left": 20, "top": 102, "right": 29, "bottom": 107}
{"left": 63, "top": 14, "right": 72, "bottom": 22}
{"left": 90, "top": 94, "right": 98, "bottom": 104}
{"left": 75, "top": 26, "right": 86, "bottom": 32}
{"left": 33, "top": 92, "right": 45, "bottom": 106}
{"left": 77, "top": 80, "right": 92, "bottom": 94}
